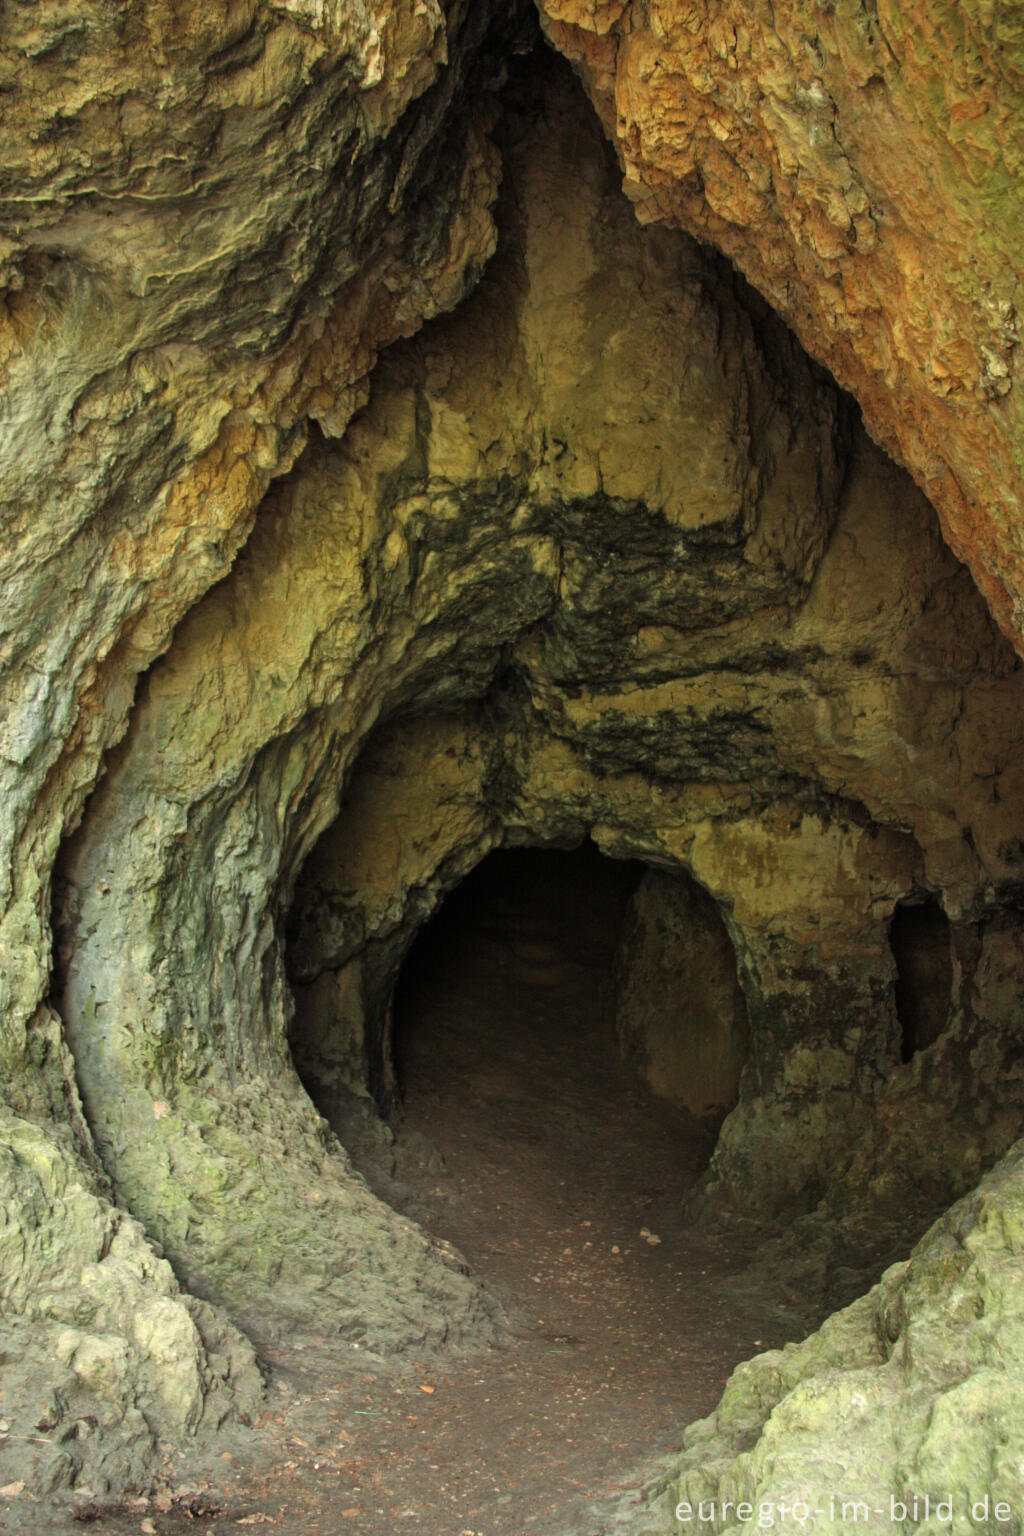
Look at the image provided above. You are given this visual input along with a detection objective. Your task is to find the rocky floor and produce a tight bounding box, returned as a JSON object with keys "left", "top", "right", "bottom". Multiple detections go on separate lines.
{"left": 16, "top": 918, "right": 811, "bottom": 1536}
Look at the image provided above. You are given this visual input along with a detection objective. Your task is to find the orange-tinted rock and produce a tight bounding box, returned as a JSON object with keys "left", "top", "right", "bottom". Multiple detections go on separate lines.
{"left": 538, "top": 0, "right": 1024, "bottom": 647}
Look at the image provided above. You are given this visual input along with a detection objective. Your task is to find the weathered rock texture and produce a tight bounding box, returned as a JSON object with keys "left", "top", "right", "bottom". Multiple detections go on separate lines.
{"left": 651, "top": 1143, "right": 1024, "bottom": 1534}
{"left": 1, "top": 0, "right": 526, "bottom": 1501}
{"left": 2, "top": 2, "right": 1024, "bottom": 1524}
{"left": 537, "top": 0, "right": 1024, "bottom": 649}
{"left": 278, "top": 73, "right": 1024, "bottom": 1294}
{"left": 614, "top": 870, "right": 750, "bottom": 1121}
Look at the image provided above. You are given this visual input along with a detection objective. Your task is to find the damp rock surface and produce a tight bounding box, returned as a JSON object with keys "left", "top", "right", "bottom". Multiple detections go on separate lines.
{"left": 42, "top": 53, "right": 1024, "bottom": 1515}
{"left": 538, "top": 0, "right": 1024, "bottom": 650}
{"left": 652, "top": 1142, "right": 1024, "bottom": 1535}
{"left": 1, "top": 6, "right": 1024, "bottom": 1527}
{"left": 0, "top": 0, "right": 525, "bottom": 1504}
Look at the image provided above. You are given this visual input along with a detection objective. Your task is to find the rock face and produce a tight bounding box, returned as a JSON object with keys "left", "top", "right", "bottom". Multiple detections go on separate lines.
{"left": 614, "top": 869, "right": 750, "bottom": 1121}
{"left": 2, "top": 1, "right": 1024, "bottom": 1524}
{"left": 536, "top": 0, "right": 1024, "bottom": 648}
{"left": 277, "top": 69, "right": 1024, "bottom": 1283}
{"left": 656, "top": 1143, "right": 1024, "bottom": 1533}
{"left": 0, "top": 0, "right": 525, "bottom": 1500}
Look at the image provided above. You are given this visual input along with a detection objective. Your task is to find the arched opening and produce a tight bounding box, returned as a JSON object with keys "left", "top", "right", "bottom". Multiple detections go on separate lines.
{"left": 392, "top": 842, "right": 645, "bottom": 1105}
{"left": 890, "top": 896, "right": 953, "bottom": 1062}
{"left": 321, "top": 838, "right": 758, "bottom": 1262}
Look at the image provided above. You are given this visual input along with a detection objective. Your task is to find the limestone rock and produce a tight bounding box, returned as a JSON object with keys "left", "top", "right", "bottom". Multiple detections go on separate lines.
{"left": 265, "top": 69, "right": 1024, "bottom": 1286}
{"left": 652, "top": 1143, "right": 1024, "bottom": 1535}
{"left": 1, "top": 6, "right": 1024, "bottom": 1521}
{"left": 537, "top": 0, "right": 1024, "bottom": 649}
{"left": 614, "top": 869, "right": 749, "bottom": 1121}
{"left": 0, "top": 0, "right": 525, "bottom": 1499}
{"left": 0, "top": 1105, "right": 262, "bottom": 1498}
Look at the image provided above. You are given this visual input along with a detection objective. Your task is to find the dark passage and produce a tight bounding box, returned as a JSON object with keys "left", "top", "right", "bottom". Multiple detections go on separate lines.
{"left": 322, "top": 841, "right": 794, "bottom": 1534}
{"left": 891, "top": 896, "right": 953, "bottom": 1062}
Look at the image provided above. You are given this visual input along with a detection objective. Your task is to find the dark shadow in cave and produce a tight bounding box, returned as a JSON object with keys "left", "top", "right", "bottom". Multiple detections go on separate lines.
{"left": 303, "top": 845, "right": 799, "bottom": 1530}
{"left": 392, "top": 843, "right": 644, "bottom": 1097}
{"left": 891, "top": 896, "right": 953, "bottom": 1062}
{"left": 354, "top": 843, "right": 757, "bottom": 1306}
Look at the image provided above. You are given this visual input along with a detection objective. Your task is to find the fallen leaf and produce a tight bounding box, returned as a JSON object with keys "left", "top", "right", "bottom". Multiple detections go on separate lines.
{"left": 342, "top": 1510, "right": 362, "bottom": 1519}
{"left": 419, "top": 1385, "right": 435, "bottom": 1395}
{"left": 0, "top": 1482, "right": 24, "bottom": 1498}
{"left": 154, "top": 1490, "right": 174, "bottom": 1513}
{"left": 236, "top": 1517, "right": 275, "bottom": 1527}
{"left": 141, "top": 1522, "right": 157, "bottom": 1536}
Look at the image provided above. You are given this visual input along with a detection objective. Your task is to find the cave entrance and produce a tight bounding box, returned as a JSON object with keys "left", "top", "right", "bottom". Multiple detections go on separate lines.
{"left": 324, "top": 841, "right": 782, "bottom": 1490}
{"left": 292, "top": 842, "right": 784, "bottom": 1532}
{"left": 890, "top": 896, "right": 953, "bottom": 1062}
{"left": 336, "top": 840, "right": 758, "bottom": 1332}
{"left": 390, "top": 844, "right": 751, "bottom": 1138}
{"left": 393, "top": 842, "right": 644, "bottom": 1109}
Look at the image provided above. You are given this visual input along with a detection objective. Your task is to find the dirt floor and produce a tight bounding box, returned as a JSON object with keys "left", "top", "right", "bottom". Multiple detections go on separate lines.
{"left": 24, "top": 857, "right": 812, "bottom": 1536}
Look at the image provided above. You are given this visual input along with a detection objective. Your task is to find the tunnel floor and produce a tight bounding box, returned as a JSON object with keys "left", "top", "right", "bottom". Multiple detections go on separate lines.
{"left": 83, "top": 857, "right": 809, "bottom": 1536}
{"left": 217, "top": 858, "right": 803, "bottom": 1536}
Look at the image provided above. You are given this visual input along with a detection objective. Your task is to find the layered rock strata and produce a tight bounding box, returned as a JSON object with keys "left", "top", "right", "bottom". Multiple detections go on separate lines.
{"left": 48, "top": 58, "right": 1024, "bottom": 1485}
{"left": 0, "top": 8, "right": 1023, "bottom": 1525}
{"left": 538, "top": 0, "right": 1024, "bottom": 648}
{"left": 0, "top": 0, "right": 526, "bottom": 1498}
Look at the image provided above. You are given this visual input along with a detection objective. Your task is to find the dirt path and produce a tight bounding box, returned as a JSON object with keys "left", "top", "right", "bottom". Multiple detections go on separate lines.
{"left": 36, "top": 889, "right": 807, "bottom": 1536}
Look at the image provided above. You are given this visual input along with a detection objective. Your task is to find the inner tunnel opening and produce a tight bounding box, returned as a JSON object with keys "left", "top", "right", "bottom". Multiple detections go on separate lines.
{"left": 299, "top": 838, "right": 773, "bottom": 1366}
{"left": 284, "top": 837, "right": 791, "bottom": 1515}
{"left": 890, "top": 895, "right": 953, "bottom": 1062}
{"left": 390, "top": 844, "right": 751, "bottom": 1144}
{"left": 393, "top": 843, "right": 644, "bottom": 1104}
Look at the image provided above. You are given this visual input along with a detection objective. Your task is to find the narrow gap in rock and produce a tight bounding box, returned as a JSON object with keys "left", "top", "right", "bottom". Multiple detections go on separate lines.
{"left": 890, "top": 896, "right": 953, "bottom": 1062}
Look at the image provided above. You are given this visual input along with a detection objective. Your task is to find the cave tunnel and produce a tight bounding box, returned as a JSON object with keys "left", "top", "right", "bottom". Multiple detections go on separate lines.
{"left": 890, "top": 895, "right": 953, "bottom": 1063}
{"left": 392, "top": 843, "right": 646, "bottom": 1102}
{"left": 290, "top": 839, "right": 755, "bottom": 1286}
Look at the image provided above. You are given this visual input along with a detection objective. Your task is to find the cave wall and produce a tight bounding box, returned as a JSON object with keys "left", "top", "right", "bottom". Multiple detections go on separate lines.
{"left": 536, "top": 0, "right": 1024, "bottom": 649}
{"left": 657, "top": 1141, "right": 1024, "bottom": 1532}
{"left": 65, "top": 60, "right": 860, "bottom": 1320}
{"left": 613, "top": 868, "right": 749, "bottom": 1120}
{"left": 3, "top": 0, "right": 1024, "bottom": 1520}
{"left": 0, "top": 0, "right": 527, "bottom": 1497}
{"left": 276, "top": 69, "right": 1024, "bottom": 1260}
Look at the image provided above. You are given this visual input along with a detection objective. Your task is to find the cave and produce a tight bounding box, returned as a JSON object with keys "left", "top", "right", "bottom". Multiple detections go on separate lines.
{"left": 309, "top": 841, "right": 751, "bottom": 1235}
{"left": 8, "top": 3, "right": 1024, "bottom": 1532}
{"left": 891, "top": 897, "right": 954, "bottom": 1062}
{"left": 391, "top": 843, "right": 646, "bottom": 1100}
{"left": 393, "top": 844, "right": 750, "bottom": 1125}
{"left": 290, "top": 837, "right": 750, "bottom": 1149}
